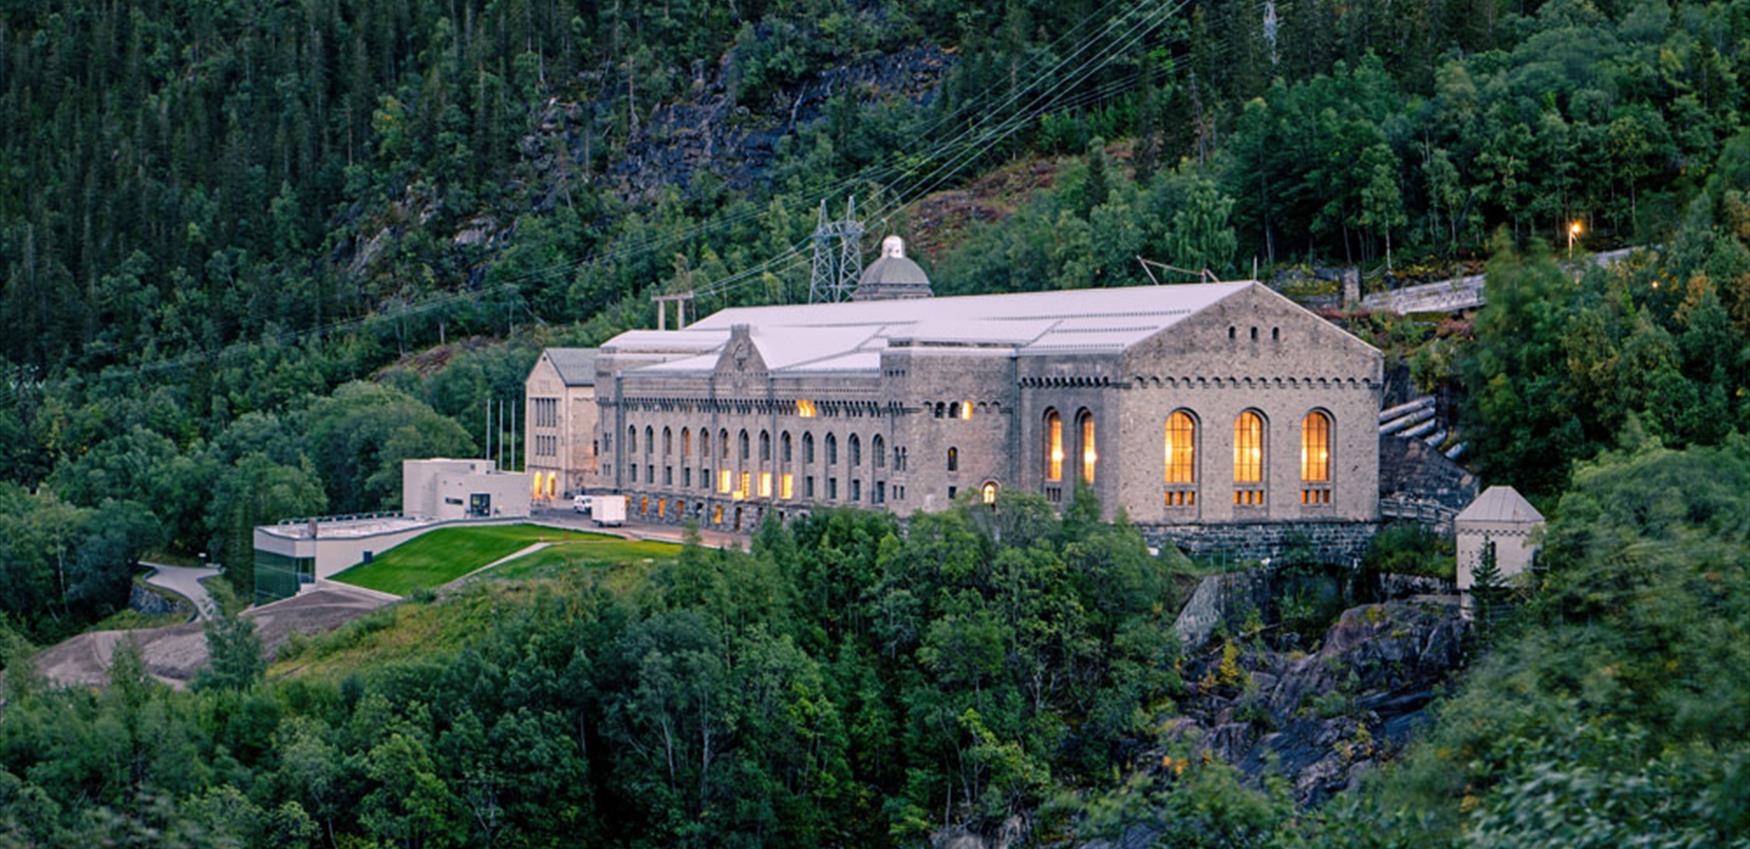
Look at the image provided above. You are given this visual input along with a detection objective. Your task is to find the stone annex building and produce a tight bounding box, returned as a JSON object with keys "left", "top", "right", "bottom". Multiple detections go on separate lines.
{"left": 539, "top": 237, "right": 1385, "bottom": 558}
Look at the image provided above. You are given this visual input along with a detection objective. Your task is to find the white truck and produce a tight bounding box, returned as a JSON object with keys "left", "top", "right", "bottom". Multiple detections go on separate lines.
{"left": 591, "top": 494, "right": 627, "bottom": 527}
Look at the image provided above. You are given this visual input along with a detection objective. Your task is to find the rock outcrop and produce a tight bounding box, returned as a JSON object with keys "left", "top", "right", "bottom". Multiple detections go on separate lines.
{"left": 1161, "top": 600, "right": 1465, "bottom": 805}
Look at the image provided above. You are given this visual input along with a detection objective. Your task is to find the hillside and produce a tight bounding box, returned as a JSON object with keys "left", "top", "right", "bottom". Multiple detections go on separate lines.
{"left": 3, "top": 0, "right": 1750, "bottom": 845}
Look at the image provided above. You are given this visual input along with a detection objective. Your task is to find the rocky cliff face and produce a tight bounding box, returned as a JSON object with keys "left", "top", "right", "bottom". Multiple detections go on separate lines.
{"left": 1165, "top": 600, "right": 1466, "bottom": 805}
{"left": 933, "top": 599, "right": 1466, "bottom": 849}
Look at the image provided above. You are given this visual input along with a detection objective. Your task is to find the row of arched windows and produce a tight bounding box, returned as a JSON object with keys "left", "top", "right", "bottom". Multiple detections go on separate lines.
{"left": 627, "top": 424, "right": 894, "bottom": 470}
{"left": 1040, "top": 408, "right": 1335, "bottom": 506}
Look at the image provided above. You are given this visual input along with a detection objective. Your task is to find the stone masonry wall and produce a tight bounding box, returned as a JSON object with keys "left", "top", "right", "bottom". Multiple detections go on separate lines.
{"left": 1141, "top": 520, "right": 1379, "bottom": 566}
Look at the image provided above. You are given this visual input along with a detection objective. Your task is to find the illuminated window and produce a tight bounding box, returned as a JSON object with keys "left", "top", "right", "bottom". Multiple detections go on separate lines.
{"left": 947, "top": 446, "right": 959, "bottom": 471}
{"left": 739, "top": 471, "right": 751, "bottom": 499}
{"left": 712, "top": 504, "right": 723, "bottom": 524}
{"left": 718, "top": 469, "right": 732, "bottom": 494}
{"left": 981, "top": 482, "right": 998, "bottom": 505}
{"left": 1043, "top": 409, "right": 1063, "bottom": 482}
{"left": 1234, "top": 411, "right": 1264, "bottom": 506}
{"left": 1077, "top": 410, "right": 1097, "bottom": 484}
{"left": 797, "top": 399, "right": 818, "bottom": 418}
{"left": 547, "top": 474, "right": 557, "bottom": 499}
{"left": 1164, "top": 411, "right": 1197, "bottom": 507}
{"left": 759, "top": 472, "right": 772, "bottom": 498}
{"left": 1165, "top": 411, "right": 1197, "bottom": 484}
{"left": 531, "top": 471, "right": 544, "bottom": 497}
{"left": 961, "top": 401, "right": 973, "bottom": 419}
{"left": 1301, "top": 410, "right": 1332, "bottom": 505}
{"left": 780, "top": 473, "right": 794, "bottom": 499}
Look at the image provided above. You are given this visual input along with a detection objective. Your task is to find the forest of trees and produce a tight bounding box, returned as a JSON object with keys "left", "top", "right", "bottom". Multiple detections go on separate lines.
{"left": 0, "top": 448, "right": 1744, "bottom": 847}
{"left": 1, "top": 0, "right": 1749, "bottom": 841}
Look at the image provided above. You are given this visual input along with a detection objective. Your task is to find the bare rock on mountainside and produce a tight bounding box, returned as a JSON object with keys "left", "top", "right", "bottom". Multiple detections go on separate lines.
{"left": 1164, "top": 600, "right": 1466, "bottom": 805}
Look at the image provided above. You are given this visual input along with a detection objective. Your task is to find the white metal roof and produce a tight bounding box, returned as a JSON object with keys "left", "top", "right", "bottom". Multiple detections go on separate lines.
{"left": 602, "top": 282, "right": 1256, "bottom": 376}
{"left": 1455, "top": 486, "right": 1545, "bottom": 525}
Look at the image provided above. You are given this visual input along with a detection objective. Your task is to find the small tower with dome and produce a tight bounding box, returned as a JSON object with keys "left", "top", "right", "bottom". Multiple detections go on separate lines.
{"left": 853, "top": 236, "right": 933, "bottom": 301}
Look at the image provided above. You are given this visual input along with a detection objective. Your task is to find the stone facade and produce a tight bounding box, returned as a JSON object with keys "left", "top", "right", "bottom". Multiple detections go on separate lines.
{"left": 584, "top": 250, "right": 1384, "bottom": 557}
{"left": 524, "top": 348, "right": 600, "bottom": 499}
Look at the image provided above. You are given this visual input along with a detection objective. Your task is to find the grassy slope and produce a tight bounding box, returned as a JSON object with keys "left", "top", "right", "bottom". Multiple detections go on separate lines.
{"left": 328, "top": 524, "right": 611, "bottom": 595}
{"left": 274, "top": 538, "right": 681, "bottom": 681}
{"left": 485, "top": 538, "right": 681, "bottom": 584}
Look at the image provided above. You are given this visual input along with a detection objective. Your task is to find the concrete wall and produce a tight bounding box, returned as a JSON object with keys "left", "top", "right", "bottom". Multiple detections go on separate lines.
{"left": 402, "top": 459, "right": 530, "bottom": 521}
{"left": 255, "top": 516, "right": 531, "bottom": 583}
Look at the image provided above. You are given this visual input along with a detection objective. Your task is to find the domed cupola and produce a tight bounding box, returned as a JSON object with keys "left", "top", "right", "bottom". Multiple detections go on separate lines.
{"left": 853, "top": 236, "right": 933, "bottom": 301}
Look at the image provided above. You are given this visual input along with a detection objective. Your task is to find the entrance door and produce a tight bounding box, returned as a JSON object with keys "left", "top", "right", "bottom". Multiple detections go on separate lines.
{"left": 733, "top": 506, "right": 743, "bottom": 531}
{"left": 469, "top": 493, "right": 491, "bottom": 517}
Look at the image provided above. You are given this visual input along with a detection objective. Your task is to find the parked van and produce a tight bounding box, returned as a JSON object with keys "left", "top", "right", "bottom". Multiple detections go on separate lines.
{"left": 573, "top": 494, "right": 593, "bottom": 514}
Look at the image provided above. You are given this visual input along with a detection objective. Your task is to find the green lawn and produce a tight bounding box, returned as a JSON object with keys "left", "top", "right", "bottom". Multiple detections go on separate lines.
{"left": 486, "top": 538, "right": 682, "bottom": 583}
{"left": 329, "top": 524, "right": 612, "bottom": 596}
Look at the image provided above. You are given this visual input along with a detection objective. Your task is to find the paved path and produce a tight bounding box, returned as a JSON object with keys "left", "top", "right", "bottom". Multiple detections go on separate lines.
{"left": 36, "top": 584, "right": 393, "bottom": 689}
{"left": 1361, "top": 247, "right": 1638, "bottom": 314}
{"left": 442, "top": 542, "right": 554, "bottom": 589}
{"left": 141, "top": 562, "right": 222, "bottom": 619}
{"left": 528, "top": 508, "right": 746, "bottom": 550}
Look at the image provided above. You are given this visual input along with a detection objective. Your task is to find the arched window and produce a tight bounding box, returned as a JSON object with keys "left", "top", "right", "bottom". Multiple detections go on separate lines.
{"left": 873, "top": 435, "right": 885, "bottom": 468}
{"left": 849, "top": 434, "right": 861, "bottom": 466}
{"left": 826, "top": 433, "right": 838, "bottom": 465}
{"left": 1234, "top": 411, "right": 1265, "bottom": 506}
{"left": 782, "top": 432, "right": 793, "bottom": 463}
{"left": 627, "top": 426, "right": 637, "bottom": 452}
{"left": 739, "top": 429, "right": 750, "bottom": 461}
{"left": 803, "top": 433, "right": 815, "bottom": 464}
{"left": 700, "top": 429, "right": 710, "bottom": 458}
{"left": 1300, "top": 410, "right": 1332, "bottom": 505}
{"left": 947, "top": 446, "right": 959, "bottom": 471}
{"left": 1164, "top": 410, "right": 1197, "bottom": 507}
{"left": 1043, "top": 409, "right": 1063, "bottom": 482}
{"left": 663, "top": 427, "right": 672, "bottom": 455}
{"left": 719, "top": 429, "right": 729, "bottom": 459}
{"left": 681, "top": 428, "right": 691, "bottom": 457}
{"left": 645, "top": 426, "right": 654, "bottom": 454}
{"left": 1077, "top": 409, "right": 1097, "bottom": 484}
{"left": 759, "top": 430, "right": 771, "bottom": 462}
{"left": 981, "top": 481, "right": 998, "bottom": 505}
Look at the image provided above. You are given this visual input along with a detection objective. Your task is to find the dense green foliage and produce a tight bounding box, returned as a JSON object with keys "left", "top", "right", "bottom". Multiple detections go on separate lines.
{"left": 0, "top": 441, "right": 1744, "bottom": 846}
{"left": 0, "top": 495, "right": 1188, "bottom": 847}
{"left": 7, "top": 0, "right": 1749, "bottom": 634}
{"left": 1066, "top": 438, "right": 1750, "bottom": 849}
{"left": 1459, "top": 154, "right": 1750, "bottom": 495}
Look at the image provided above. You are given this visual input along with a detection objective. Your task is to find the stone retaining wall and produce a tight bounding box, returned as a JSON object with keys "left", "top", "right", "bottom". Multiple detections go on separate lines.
{"left": 1141, "top": 520, "right": 1379, "bottom": 566}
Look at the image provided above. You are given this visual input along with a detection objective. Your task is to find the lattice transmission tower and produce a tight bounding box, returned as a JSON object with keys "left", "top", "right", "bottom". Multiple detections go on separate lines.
{"left": 808, "top": 196, "right": 865, "bottom": 303}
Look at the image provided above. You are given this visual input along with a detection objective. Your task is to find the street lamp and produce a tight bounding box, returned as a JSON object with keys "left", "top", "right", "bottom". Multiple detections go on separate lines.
{"left": 1567, "top": 220, "right": 1583, "bottom": 258}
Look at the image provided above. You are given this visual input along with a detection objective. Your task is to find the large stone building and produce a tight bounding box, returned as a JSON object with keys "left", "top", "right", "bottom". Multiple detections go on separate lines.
{"left": 585, "top": 238, "right": 1385, "bottom": 559}
{"left": 523, "top": 347, "right": 601, "bottom": 500}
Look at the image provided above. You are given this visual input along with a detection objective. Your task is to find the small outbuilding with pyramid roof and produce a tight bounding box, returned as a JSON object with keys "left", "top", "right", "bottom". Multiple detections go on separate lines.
{"left": 1455, "top": 485, "right": 1545, "bottom": 592}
